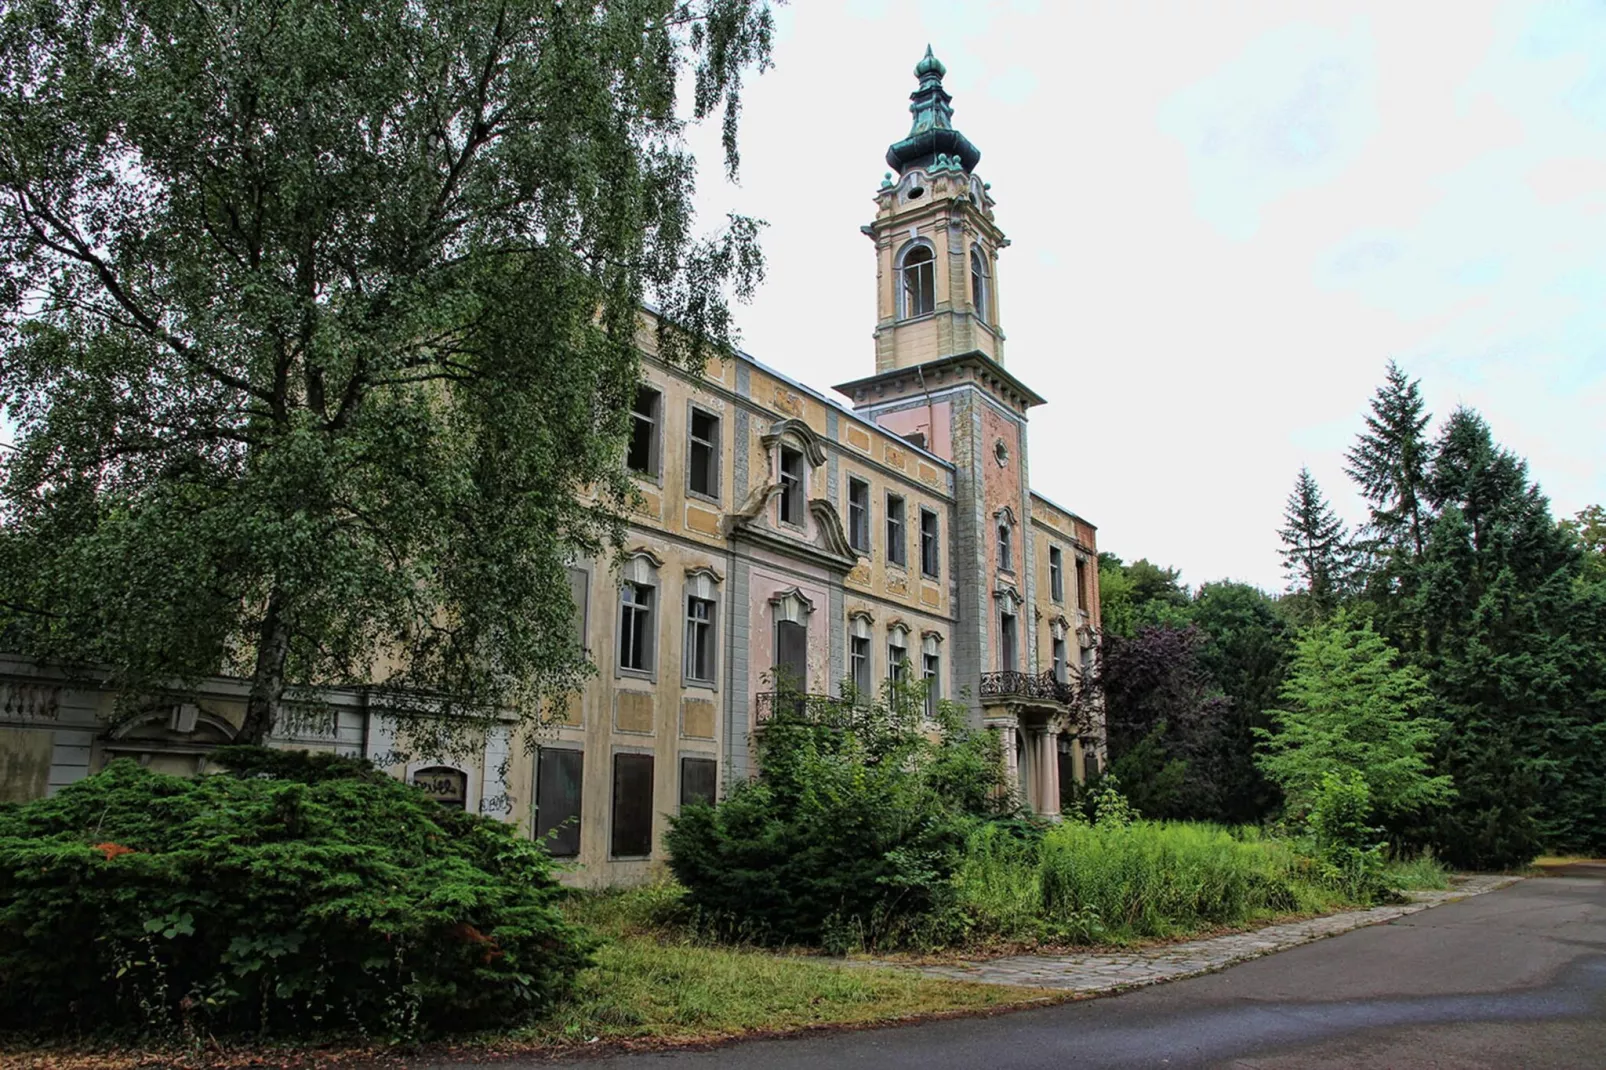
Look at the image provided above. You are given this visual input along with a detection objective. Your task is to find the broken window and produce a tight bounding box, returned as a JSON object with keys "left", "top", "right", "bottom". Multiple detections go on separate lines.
{"left": 688, "top": 408, "right": 719, "bottom": 499}
{"left": 627, "top": 386, "right": 660, "bottom": 475}
{"left": 886, "top": 494, "right": 907, "bottom": 567}
{"left": 920, "top": 508, "right": 940, "bottom": 578}
{"left": 779, "top": 446, "right": 804, "bottom": 526}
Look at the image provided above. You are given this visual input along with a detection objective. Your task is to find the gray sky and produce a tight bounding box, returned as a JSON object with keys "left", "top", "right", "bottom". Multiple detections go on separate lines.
{"left": 686, "top": 0, "right": 1606, "bottom": 592}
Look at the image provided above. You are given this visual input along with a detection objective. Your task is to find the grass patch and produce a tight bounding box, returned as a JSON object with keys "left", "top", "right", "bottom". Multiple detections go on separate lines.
{"left": 956, "top": 819, "right": 1363, "bottom": 946}
{"left": 509, "top": 882, "right": 1051, "bottom": 1050}
{"left": 1382, "top": 853, "right": 1451, "bottom": 890}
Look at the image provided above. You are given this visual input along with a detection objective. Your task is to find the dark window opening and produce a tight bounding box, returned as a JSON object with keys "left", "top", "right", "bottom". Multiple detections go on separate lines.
{"left": 628, "top": 387, "right": 660, "bottom": 475}
{"left": 1049, "top": 547, "right": 1064, "bottom": 603}
{"left": 1075, "top": 557, "right": 1090, "bottom": 611}
{"left": 689, "top": 409, "right": 719, "bottom": 498}
{"left": 619, "top": 582, "right": 655, "bottom": 672}
{"left": 1000, "top": 611, "right": 1017, "bottom": 671}
{"left": 850, "top": 634, "right": 871, "bottom": 696}
{"left": 971, "top": 247, "right": 990, "bottom": 324}
{"left": 775, "top": 619, "right": 808, "bottom": 693}
{"left": 685, "top": 596, "right": 715, "bottom": 683}
{"left": 920, "top": 508, "right": 940, "bottom": 578}
{"left": 680, "top": 756, "right": 717, "bottom": 809}
{"left": 536, "top": 748, "right": 583, "bottom": 857}
{"left": 923, "top": 652, "right": 941, "bottom": 718}
{"left": 886, "top": 494, "right": 907, "bottom": 567}
{"left": 998, "top": 524, "right": 1013, "bottom": 572}
{"left": 1053, "top": 637, "right": 1068, "bottom": 683}
{"left": 889, "top": 638, "right": 908, "bottom": 684}
{"left": 848, "top": 478, "right": 870, "bottom": 552}
{"left": 901, "top": 246, "right": 935, "bottom": 318}
{"left": 779, "top": 447, "right": 804, "bottom": 526}
{"left": 611, "top": 752, "right": 654, "bottom": 857}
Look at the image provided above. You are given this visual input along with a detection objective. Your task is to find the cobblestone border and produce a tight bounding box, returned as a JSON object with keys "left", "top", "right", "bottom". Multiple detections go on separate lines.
{"left": 902, "top": 875, "right": 1523, "bottom": 993}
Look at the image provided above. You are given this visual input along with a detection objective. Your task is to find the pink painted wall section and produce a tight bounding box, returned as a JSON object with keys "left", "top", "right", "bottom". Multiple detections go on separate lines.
{"left": 872, "top": 401, "right": 952, "bottom": 462}
{"left": 743, "top": 552, "right": 835, "bottom": 721}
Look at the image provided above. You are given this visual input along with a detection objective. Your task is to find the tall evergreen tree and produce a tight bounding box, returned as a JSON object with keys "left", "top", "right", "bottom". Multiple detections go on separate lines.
{"left": 1413, "top": 409, "right": 1605, "bottom": 865}
{"left": 1278, "top": 467, "right": 1350, "bottom": 623}
{"left": 1346, "top": 360, "right": 1433, "bottom": 559}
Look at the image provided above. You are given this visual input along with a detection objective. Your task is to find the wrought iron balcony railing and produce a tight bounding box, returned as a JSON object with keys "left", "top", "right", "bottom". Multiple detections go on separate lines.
{"left": 979, "top": 669, "right": 1075, "bottom": 705}
{"left": 754, "top": 690, "right": 860, "bottom": 727}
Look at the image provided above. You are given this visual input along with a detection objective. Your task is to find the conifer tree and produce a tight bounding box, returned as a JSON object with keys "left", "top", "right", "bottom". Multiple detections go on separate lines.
{"left": 1413, "top": 409, "right": 1605, "bottom": 865}
{"left": 1278, "top": 468, "right": 1351, "bottom": 624}
{"left": 1346, "top": 360, "right": 1433, "bottom": 559}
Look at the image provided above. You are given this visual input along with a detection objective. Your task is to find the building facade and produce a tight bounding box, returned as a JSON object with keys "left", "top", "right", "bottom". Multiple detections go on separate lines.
{"left": 0, "top": 50, "right": 1103, "bottom": 887}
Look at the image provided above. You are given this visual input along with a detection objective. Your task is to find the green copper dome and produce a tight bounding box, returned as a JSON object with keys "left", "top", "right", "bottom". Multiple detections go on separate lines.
{"left": 886, "top": 46, "right": 981, "bottom": 176}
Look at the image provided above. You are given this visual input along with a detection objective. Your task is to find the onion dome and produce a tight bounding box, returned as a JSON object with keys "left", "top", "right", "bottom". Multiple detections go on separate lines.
{"left": 885, "top": 46, "right": 982, "bottom": 175}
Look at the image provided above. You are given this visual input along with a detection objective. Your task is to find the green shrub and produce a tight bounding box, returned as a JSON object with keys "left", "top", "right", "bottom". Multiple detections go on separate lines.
{"left": 665, "top": 687, "right": 1009, "bottom": 951}
{"left": 0, "top": 749, "right": 590, "bottom": 1039}
{"left": 1306, "top": 769, "right": 1393, "bottom": 902}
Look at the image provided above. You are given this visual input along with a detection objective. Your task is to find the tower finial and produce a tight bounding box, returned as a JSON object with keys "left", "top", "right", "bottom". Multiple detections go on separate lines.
{"left": 885, "top": 46, "right": 980, "bottom": 176}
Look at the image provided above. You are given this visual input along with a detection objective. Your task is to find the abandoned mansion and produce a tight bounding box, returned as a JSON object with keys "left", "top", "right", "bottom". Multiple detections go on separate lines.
{"left": 0, "top": 49, "right": 1105, "bottom": 885}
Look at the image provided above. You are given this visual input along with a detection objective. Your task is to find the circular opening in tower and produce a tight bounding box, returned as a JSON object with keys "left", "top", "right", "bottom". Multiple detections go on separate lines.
{"left": 994, "top": 440, "right": 1009, "bottom": 467}
{"left": 907, "top": 184, "right": 925, "bottom": 200}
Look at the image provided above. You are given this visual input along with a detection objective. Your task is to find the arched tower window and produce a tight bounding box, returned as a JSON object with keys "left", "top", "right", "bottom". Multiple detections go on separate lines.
{"left": 899, "top": 244, "right": 935, "bottom": 319}
{"left": 970, "top": 246, "right": 989, "bottom": 324}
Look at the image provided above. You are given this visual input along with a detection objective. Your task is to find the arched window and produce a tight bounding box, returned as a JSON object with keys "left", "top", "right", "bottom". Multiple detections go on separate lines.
{"left": 997, "top": 522, "right": 1012, "bottom": 572}
{"left": 970, "top": 246, "right": 989, "bottom": 324}
{"left": 899, "top": 244, "right": 935, "bottom": 319}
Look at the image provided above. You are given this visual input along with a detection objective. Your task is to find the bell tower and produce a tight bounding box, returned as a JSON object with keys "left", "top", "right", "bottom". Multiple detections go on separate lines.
{"left": 869, "top": 46, "right": 1008, "bottom": 373}
{"left": 836, "top": 48, "right": 1051, "bottom": 728}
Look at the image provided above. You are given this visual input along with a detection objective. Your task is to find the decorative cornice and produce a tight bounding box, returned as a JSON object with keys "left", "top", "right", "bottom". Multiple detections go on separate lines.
{"left": 760, "top": 418, "right": 829, "bottom": 468}
{"left": 993, "top": 583, "right": 1025, "bottom": 607}
{"left": 993, "top": 504, "right": 1017, "bottom": 527}
{"left": 685, "top": 564, "right": 724, "bottom": 584}
{"left": 809, "top": 499, "right": 855, "bottom": 560}
{"left": 624, "top": 545, "right": 666, "bottom": 569}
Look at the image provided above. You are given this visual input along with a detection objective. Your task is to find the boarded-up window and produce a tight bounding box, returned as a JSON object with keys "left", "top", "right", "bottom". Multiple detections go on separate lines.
{"left": 680, "top": 756, "right": 717, "bottom": 808}
{"left": 775, "top": 619, "right": 808, "bottom": 693}
{"left": 536, "top": 748, "right": 583, "bottom": 857}
{"left": 611, "top": 752, "right": 654, "bottom": 857}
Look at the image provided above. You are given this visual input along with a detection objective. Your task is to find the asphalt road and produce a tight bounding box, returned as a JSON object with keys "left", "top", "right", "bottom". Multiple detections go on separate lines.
{"left": 532, "top": 864, "right": 1606, "bottom": 1070}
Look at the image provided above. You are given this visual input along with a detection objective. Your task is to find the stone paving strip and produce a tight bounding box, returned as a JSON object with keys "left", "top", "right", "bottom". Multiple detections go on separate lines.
{"left": 892, "top": 875, "right": 1523, "bottom": 993}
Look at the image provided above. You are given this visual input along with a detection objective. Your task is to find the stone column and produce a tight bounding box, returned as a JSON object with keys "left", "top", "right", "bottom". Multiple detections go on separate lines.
{"left": 1044, "top": 727, "right": 1061, "bottom": 817}
{"left": 1070, "top": 734, "right": 1086, "bottom": 785}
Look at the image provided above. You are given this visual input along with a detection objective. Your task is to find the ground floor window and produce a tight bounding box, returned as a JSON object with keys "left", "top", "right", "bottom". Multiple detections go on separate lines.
{"left": 680, "top": 756, "right": 717, "bottom": 808}
{"left": 611, "top": 752, "right": 654, "bottom": 857}
{"left": 535, "top": 747, "right": 583, "bottom": 857}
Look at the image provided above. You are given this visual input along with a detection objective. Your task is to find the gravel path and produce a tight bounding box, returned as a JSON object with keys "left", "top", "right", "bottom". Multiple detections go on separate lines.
{"left": 896, "top": 875, "right": 1522, "bottom": 993}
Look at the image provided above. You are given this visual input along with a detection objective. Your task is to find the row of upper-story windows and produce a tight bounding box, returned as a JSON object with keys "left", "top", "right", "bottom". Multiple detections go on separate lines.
{"left": 897, "top": 242, "right": 991, "bottom": 324}
{"left": 627, "top": 384, "right": 941, "bottom": 579}
{"left": 990, "top": 524, "right": 1091, "bottom": 613}
{"left": 846, "top": 476, "right": 942, "bottom": 580}
{"left": 993, "top": 603, "right": 1094, "bottom": 682}
{"left": 628, "top": 386, "right": 724, "bottom": 501}
{"left": 572, "top": 564, "right": 721, "bottom": 687}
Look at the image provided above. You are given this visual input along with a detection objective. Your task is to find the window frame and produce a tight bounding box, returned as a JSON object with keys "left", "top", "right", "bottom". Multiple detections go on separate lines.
{"left": 850, "top": 633, "right": 872, "bottom": 697}
{"left": 627, "top": 385, "right": 662, "bottom": 478}
{"left": 1000, "top": 609, "right": 1018, "bottom": 671}
{"left": 898, "top": 242, "right": 936, "bottom": 319}
{"left": 1049, "top": 546, "right": 1064, "bottom": 603}
{"left": 679, "top": 755, "right": 718, "bottom": 810}
{"left": 617, "top": 581, "right": 656, "bottom": 677}
{"left": 922, "top": 651, "right": 941, "bottom": 718}
{"left": 609, "top": 750, "right": 655, "bottom": 859}
{"left": 998, "top": 523, "right": 1013, "bottom": 573}
{"left": 534, "top": 746, "right": 584, "bottom": 858}
{"left": 919, "top": 507, "right": 940, "bottom": 579}
{"left": 847, "top": 477, "right": 871, "bottom": 553}
{"left": 1053, "top": 635, "right": 1068, "bottom": 684}
{"left": 886, "top": 493, "right": 907, "bottom": 568}
{"left": 683, "top": 594, "right": 717, "bottom": 687}
{"left": 778, "top": 445, "right": 805, "bottom": 528}
{"left": 1075, "top": 556, "right": 1090, "bottom": 613}
{"left": 970, "top": 245, "right": 989, "bottom": 324}
{"left": 687, "top": 405, "right": 721, "bottom": 503}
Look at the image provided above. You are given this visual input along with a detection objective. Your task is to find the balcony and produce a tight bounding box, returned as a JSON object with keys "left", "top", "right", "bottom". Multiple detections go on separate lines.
{"left": 754, "top": 690, "right": 860, "bottom": 727}
{"left": 979, "top": 669, "right": 1075, "bottom": 706}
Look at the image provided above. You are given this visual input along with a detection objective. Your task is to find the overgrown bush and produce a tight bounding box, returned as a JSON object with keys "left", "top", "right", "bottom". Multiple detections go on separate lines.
{"left": 1306, "top": 769, "right": 1393, "bottom": 902}
{"left": 665, "top": 686, "right": 1009, "bottom": 951}
{"left": 0, "top": 748, "right": 590, "bottom": 1038}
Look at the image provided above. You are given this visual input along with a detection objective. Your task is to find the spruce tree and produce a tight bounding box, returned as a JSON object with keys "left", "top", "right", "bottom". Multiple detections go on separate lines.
{"left": 1278, "top": 468, "right": 1351, "bottom": 624}
{"left": 1346, "top": 360, "right": 1433, "bottom": 558}
{"left": 1413, "top": 409, "right": 1605, "bottom": 865}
